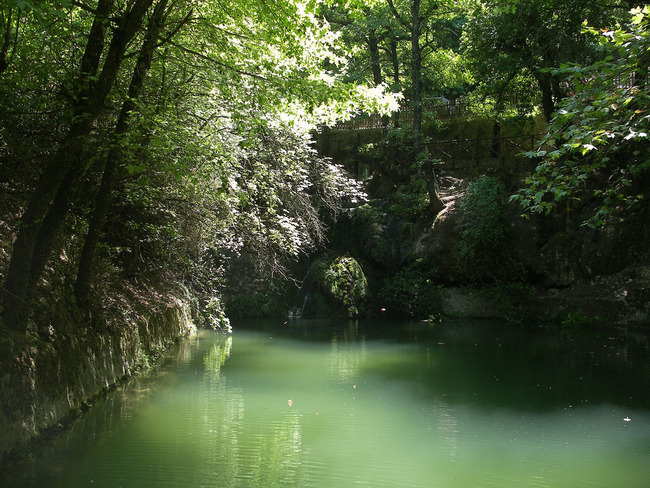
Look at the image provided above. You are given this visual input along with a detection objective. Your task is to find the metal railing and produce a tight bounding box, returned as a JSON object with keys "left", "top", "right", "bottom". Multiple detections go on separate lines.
{"left": 330, "top": 100, "right": 470, "bottom": 131}
{"left": 424, "top": 132, "right": 545, "bottom": 162}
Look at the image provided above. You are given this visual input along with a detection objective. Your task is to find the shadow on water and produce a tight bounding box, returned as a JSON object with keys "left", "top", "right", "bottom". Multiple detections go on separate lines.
{"left": 235, "top": 318, "right": 650, "bottom": 412}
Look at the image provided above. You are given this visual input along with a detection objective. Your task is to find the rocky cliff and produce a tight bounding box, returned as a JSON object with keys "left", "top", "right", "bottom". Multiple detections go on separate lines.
{"left": 316, "top": 118, "right": 650, "bottom": 325}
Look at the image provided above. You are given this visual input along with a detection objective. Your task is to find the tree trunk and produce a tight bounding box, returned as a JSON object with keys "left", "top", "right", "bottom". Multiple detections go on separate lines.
{"left": 75, "top": 0, "right": 170, "bottom": 309}
{"left": 491, "top": 121, "right": 501, "bottom": 158}
{"left": 2, "top": 0, "right": 116, "bottom": 327}
{"left": 535, "top": 70, "right": 555, "bottom": 122}
{"left": 410, "top": 0, "right": 422, "bottom": 147}
{"left": 410, "top": 0, "right": 443, "bottom": 215}
{"left": 390, "top": 38, "right": 400, "bottom": 128}
{"left": 366, "top": 30, "right": 383, "bottom": 86}
{"left": 27, "top": 163, "right": 85, "bottom": 293}
{"left": 1, "top": 0, "right": 155, "bottom": 330}
{"left": 0, "top": 7, "right": 18, "bottom": 76}
{"left": 366, "top": 29, "right": 390, "bottom": 132}
{"left": 2, "top": 118, "right": 94, "bottom": 329}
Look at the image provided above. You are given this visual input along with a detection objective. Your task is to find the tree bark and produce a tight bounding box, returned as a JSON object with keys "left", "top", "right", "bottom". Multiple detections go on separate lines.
{"left": 410, "top": 0, "right": 422, "bottom": 148}
{"left": 366, "top": 29, "right": 390, "bottom": 132}
{"left": 0, "top": 7, "right": 18, "bottom": 76}
{"left": 1, "top": 0, "right": 155, "bottom": 330}
{"left": 3, "top": 0, "right": 115, "bottom": 328}
{"left": 409, "top": 0, "right": 443, "bottom": 215}
{"left": 2, "top": 0, "right": 114, "bottom": 330}
{"left": 536, "top": 71, "right": 555, "bottom": 122}
{"left": 389, "top": 38, "right": 400, "bottom": 127}
{"left": 75, "top": 0, "right": 170, "bottom": 309}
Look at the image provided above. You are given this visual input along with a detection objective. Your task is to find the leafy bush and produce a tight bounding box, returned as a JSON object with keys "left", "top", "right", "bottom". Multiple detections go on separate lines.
{"left": 352, "top": 203, "right": 389, "bottom": 265}
{"left": 514, "top": 8, "right": 650, "bottom": 227}
{"left": 205, "top": 297, "right": 232, "bottom": 332}
{"left": 457, "top": 175, "right": 507, "bottom": 280}
{"left": 388, "top": 173, "right": 430, "bottom": 221}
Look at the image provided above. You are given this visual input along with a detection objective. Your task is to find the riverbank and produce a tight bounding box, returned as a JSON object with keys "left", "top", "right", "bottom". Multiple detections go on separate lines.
{"left": 431, "top": 272, "right": 650, "bottom": 326}
{"left": 0, "top": 300, "right": 196, "bottom": 464}
{"left": 303, "top": 114, "right": 649, "bottom": 326}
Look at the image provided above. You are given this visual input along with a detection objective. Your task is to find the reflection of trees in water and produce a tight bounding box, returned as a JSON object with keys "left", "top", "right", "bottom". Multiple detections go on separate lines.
{"left": 113, "top": 333, "right": 213, "bottom": 419}
{"left": 204, "top": 336, "right": 233, "bottom": 378}
{"left": 245, "top": 411, "right": 310, "bottom": 487}
{"left": 8, "top": 325, "right": 650, "bottom": 488}
{"left": 414, "top": 324, "right": 650, "bottom": 411}
{"left": 435, "top": 399, "right": 459, "bottom": 458}
{"left": 197, "top": 374, "right": 244, "bottom": 486}
{"left": 330, "top": 325, "right": 366, "bottom": 383}
{"left": 197, "top": 336, "right": 310, "bottom": 487}
{"left": 173, "top": 333, "right": 201, "bottom": 365}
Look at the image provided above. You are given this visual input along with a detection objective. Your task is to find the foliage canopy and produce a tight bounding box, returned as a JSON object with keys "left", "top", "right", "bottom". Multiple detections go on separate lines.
{"left": 0, "top": 0, "right": 397, "bottom": 331}
{"left": 514, "top": 7, "right": 650, "bottom": 226}
{"left": 2, "top": 0, "right": 649, "bottom": 331}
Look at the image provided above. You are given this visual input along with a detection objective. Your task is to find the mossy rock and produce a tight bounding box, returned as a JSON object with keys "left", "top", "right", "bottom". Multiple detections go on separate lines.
{"left": 305, "top": 253, "right": 369, "bottom": 318}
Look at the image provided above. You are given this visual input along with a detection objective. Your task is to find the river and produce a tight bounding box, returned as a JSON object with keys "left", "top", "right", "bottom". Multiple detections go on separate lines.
{"left": 2, "top": 319, "right": 650, "bottom": 487}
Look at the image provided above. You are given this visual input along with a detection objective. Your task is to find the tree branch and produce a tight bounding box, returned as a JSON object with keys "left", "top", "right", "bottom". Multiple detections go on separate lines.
{"left": 386, "top": 0, "right": 409, "bottom": 29}
{"left": 169, "top": 40, "right": 269, "bottom": 81}
{"left": 155, "top": 7, "right": 193, "bottom": 49}
{"left": 71, "top": 1, "right": 98, "bottom": 15}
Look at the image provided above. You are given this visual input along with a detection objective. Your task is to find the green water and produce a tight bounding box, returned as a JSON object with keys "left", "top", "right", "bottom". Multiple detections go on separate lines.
{"left": 3, "top": 320, "right": 650, "bottom": 487}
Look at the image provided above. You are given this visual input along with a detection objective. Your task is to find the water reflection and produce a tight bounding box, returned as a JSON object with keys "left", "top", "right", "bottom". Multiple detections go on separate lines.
{"left": 203, "top": 335, "right": 232, "bottom": 377}
{"left": 330, "top": 333, "right": 365, "bottom": 383}
{"left": 2, "top": 321, "right": 650, "bottom": 488}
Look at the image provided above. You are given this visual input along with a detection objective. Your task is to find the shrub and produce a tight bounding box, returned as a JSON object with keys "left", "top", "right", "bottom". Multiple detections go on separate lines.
{"left": 206, "top": 297, "right": 232, "bottom": 332}
{"left": 457, "top": 175, "right": 507, "bottom": 280}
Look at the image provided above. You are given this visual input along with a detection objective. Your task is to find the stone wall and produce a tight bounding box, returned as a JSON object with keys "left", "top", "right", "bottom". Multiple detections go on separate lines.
{"left": 0, "top": 301, "right": 196, "bottom": 463}
{"left": 314, "top": 116, "right": 547, "bottom": 180}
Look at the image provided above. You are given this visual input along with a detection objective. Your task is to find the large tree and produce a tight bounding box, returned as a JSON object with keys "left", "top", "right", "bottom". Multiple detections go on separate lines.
{"left": 3, "top": 0, "right": 157, "bottom": 328}
{"left": 462, "top": 0, "right": 630, "bottom": 120}
{"left": 0, "top": 0, "right": 396, "bottom": 332}
{"left": 325, "top": 0, "right": 468, "bottom": 214}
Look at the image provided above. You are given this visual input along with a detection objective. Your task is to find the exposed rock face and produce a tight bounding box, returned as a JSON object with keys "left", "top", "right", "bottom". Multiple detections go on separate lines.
{"left": 333, "top": 177, "right": 650, "bottom": 324}
{"left": 533, "top": 232, "right": 579, "bottom": 287}
{"left": 0, "top": 302, "right": 196, "bottom": 463}
{"left": 538, "top": 266, "right": 650, "bottom": 325}
{"left": 438, "top": 288, "right": 501, "bottom": 319}
{"left": 318, "top": 118, "right": 650, "bottom": 324}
